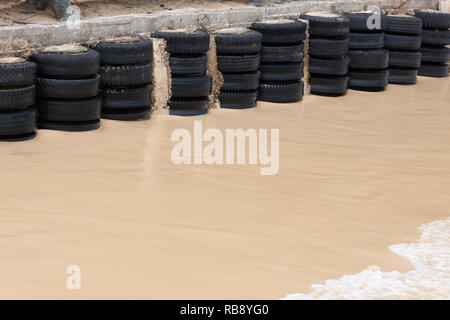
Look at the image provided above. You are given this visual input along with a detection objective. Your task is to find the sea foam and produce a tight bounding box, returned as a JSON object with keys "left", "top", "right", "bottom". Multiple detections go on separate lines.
{"left": 283, "top": 218, "right": 450, "bottom": 300}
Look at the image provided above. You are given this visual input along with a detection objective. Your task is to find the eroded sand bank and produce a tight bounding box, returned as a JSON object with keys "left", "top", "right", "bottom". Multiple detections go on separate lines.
{"left": 0, "top": 0, "right": 255, "bottom": 26}
{"left": 0, "top": 77, "right": 449, "bottom": 299}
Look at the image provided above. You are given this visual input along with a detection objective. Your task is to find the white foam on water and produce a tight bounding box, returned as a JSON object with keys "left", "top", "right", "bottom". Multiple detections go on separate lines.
{"left": 283, "top": 218, "right": 450, "bottom": 300}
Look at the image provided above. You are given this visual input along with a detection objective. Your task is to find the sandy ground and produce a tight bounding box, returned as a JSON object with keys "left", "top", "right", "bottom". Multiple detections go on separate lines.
{"left": 0, "top": 77, "right": 449, "bottom": 299}
{"left": 0, "top": 0, "right": 278, "bottom": 25}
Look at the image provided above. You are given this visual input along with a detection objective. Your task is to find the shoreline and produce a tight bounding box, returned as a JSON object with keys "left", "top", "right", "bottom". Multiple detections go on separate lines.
{"left": 284, "top": 218, "right": 450, "bottom": 299}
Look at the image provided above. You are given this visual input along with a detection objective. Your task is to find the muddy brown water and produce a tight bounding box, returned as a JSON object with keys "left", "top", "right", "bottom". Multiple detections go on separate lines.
{"left": 0, "top": 77, "right": 449, "bottom": 299}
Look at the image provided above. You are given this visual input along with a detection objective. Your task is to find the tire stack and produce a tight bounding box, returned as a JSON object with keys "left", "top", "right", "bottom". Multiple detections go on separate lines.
{"left": 345, "top": 12, "right": 389, "bottom": 92}
{"left": 251, "top": 20, "right": 307, "bottom": 103}
{"left": 301, "top": 13, "right": 350, "bottom": 97}
{"left": 0, "top": 57, "right": 37, "bottom": 142}
{"left": 153, "top": 31, "right": 211, "bottom": 116}
{"left": 31, "top": 46, "right": 101, "bottom": 132}
{"left": 415, "top": 10, "right": 450, "bottom": 78}
{"left": 215, "top": 28, "right": 262, "bottom": 109}
{"left": 384, "top": 15, "right": 423, "bottom": 85}
{"left": 93, "top": 38, "right": 154, "bottom": 121}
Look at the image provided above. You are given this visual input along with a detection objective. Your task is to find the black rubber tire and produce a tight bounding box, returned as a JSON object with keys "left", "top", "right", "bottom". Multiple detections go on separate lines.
{"left": 309, "top": 56, "right": 349, "bottom": 76}
{"left": 37, "top": 97, "right": 101, "bottom": 122}
{"left": 349, "top": 32, "right": 384, "bottom": 49}
{"left": 219, "top": 91, "right": 257, "bottom": 109}
{"left": 221, "top": 71, "right": 260, "bottom": 91}
{"left": 217, "top": 54, "right": 260, "bottom": 73}
{"left": 0, "top": 131, "right": 36, "bottom": 142}
{"left": 152, "top": 31, "right": 210, "bottom": 55}
{"left": 215, "top": 30, "right": 262, "bottom": 55}
{"left": 169, "top": 98, "right": 209, "bottom": 116}
{"left": 415, "top": 10, "right": 450, "bottom": 30}
{"left": 31, "top": 49, "right": 100, "bottom": 77}
{"left": 299, "top": 14, "right": 349, "bottom": 38}
{"left": 348, "top": 49, "right": 389, "bottom": 70}
{"left": 348, "top": 69, "right": 389, "bottom": 91}
{"left": 309, "top": 75, "right": 349, "bottom": 97}
{"left": 0, "top": 108, "right": 36, "bottom": 139}
{"left": 258, "top": 81, "right": 304, "bottom": 103}
{"left": 100, "top": 64, "right": 152, "bottom": 88}
{"left": 260, "top": 43, "right": 304, "bottom": 63}
{"left": 309, "top": 38, "right": 349, "bottom": 58}
{"left": 170, "top": 110, "right": 208, "bottom": 116}
{"left": 169, "top": 54, "right": 207, "bottom": 76}
{"left": 389, "top": 68, "right": 418, "bottom": 84}
{"left": 171, "top": 75, "right": 212, "bottom": 98}
{"left": 38, "top": 119, "right": 100, "bottom": 132}
{"left": 36, "top": 75, "right": 100, "bottom": 99}
{"left": 0, "top": 85, "right": 36, "bottom": 111}
{"left": 102, "top": 84, "right": 153, "bottom": 109}
{"left": 345, "top": 12, "right": 387, "bottom": 32}
{"left": 102, "top": 106, "right": 151, "bottom": 121}
{"left": 420, "top": 47, "right": 450, "bottom": 63}
{"left": 259, "top": 62, "right": 304, "bottom": 81}
{"left": 0, "top": 61, "right": 37, "bottom": 87}
{"left": 93, "top": 39, "right": 153, "bottom": 65}
{"left": 251, "top": 20, "right": 306, "bottom": 44}
{"left": 384, "top": 33, "right": 421, "bottom": 50}
{"left": 418, "top": 63, "right": 449, "bottom": 78}
{"left": 386, "top": 15, "right": 422, "bottom": 35}
{"left": 421, "top": 29, "right": 450, "bottom": 46}
{"left": 389, "top": 50, "right": 422, "bottom": 68}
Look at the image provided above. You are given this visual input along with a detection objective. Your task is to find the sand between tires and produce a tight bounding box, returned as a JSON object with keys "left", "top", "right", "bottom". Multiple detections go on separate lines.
{"left": 0, "top": 77, "right": 449, "bottom": 299}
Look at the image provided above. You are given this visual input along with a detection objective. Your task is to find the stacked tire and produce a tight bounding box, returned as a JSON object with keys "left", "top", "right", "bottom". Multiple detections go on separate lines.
{"left": 415, "top": 10, "right": 450, "bottom": 78}
{"left": 301, "top": 12, "right": 350, "bottom": 97}
{"left": 251, "top": 20, "right": 307, "bottom": 103}
{"left": 216, "top": 28, "right": 262, "bottom": 109}
{"left": 384, "top": 15, "right": 423, "bottom": 84}
{"left": 93, "top": 38, "right": 154, "bottom": 121}
{"left": 0, "top": 58, "right": 37, "bottom": 141}
{"left": 31, "top": 46, "right": 101, "bottom": 132}
{"left": 153, "top": 31, "right": 211, "bottom": 116}
{"left": 345, "top": 12, "right": 389, "bottom": 92}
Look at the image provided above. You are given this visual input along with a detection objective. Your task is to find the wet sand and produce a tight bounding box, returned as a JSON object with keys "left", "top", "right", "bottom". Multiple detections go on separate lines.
{"left": 0, "top": 77, "right": 449, "bottom": 299}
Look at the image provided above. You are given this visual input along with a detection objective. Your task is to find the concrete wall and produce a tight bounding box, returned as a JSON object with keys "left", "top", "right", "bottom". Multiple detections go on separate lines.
{"left": 291, "top": 0, "right": 439, "bottom": 10}
{"left": 0, "top": 0, "right": 440, "bottom": 56}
